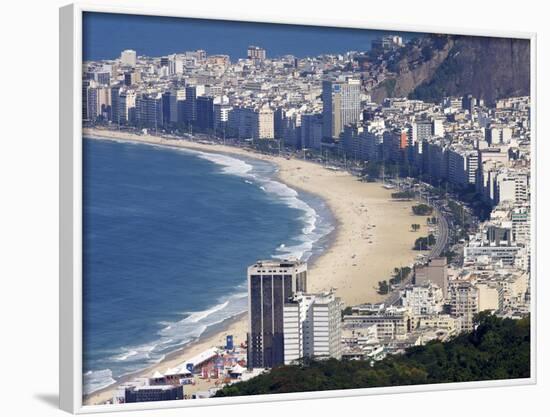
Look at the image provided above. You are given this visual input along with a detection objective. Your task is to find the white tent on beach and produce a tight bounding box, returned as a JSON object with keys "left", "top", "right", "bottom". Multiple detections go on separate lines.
{"left": 228, "top": 363, "right": 245, "bottom": 378}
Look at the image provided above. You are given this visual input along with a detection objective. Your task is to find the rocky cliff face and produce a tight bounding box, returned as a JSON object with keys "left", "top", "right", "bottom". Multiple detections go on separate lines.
{"left": 371, "top": 37, "right": 454, "bottom": 103}
{"left": 371, "top": 34, "right": 530, "bottom": 104}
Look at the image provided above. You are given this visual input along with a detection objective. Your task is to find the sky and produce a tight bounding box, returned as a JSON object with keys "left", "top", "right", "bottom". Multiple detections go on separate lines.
{"left": 83, "top": 12, "right": 419, "bottom": 62}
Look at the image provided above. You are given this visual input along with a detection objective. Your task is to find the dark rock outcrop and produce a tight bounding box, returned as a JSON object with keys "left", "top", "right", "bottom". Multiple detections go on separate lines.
{"left": 371, "top": 34, "right": 530, "bottom": 104}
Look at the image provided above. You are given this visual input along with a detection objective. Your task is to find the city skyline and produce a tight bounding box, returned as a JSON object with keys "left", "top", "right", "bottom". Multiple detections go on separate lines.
{"left": 80, "top": 11, "right": 532, "bottom": 406}
{"left": 83, "top": 12, "right": 417, "bottom": 61}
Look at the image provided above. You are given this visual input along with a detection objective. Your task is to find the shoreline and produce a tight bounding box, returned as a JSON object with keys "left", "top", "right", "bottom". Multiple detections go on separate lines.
{"left": 82, "top": 127, "right": 430, "bottom": 405}
{"left": 83, "top": 312, "right": 248, "bottom": 405}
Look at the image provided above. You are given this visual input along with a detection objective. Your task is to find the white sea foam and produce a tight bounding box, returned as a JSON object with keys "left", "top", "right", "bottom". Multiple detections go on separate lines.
{"left": 85, "top": 293, "right": 249, "bottom": 394}
{"left": 83, "top": 369, "right": 116, "bottom": 396}
{"left": 112, "top": 342, "right": 159, "bottom": 362}
{"left": 84, "top": 139, "right": 334, "bottom": 396}
{"left": 97, "top": 137, "right": 329, "bottom": 261}
{"left": 253, "top": 175, "right": 332, "bottom": 262}
{"left": 190, "top": 148, "right": 329, "bottom": 261}
{"left": 182, "top": 300, "right": 230, "bottom": 324}
{"left": 194, "top": 152, "right": 253, "bottom": 176}
{"left": 96, "top": 291, "right": 248, "bottom": 395}
{"left": 151, "top": 138, "right": 331, "bottom": 259}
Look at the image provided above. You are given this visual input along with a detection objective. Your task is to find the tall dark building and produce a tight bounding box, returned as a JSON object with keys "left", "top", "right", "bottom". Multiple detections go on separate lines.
{"left": 182, "top": 86, "right": 198, "bottom": 124}
{"left": 110, "top": 85, "right": 121, "bottom": 124}
{"left": 136, "top": 94, "right": 163, "bottom": 130}
{"left": 82, "top": 79, "right": 90, "bottom": 122}
{"left": 273, "top": 107, "right": 287, "bottom": 139}
{"left": 247, "top": 259, "right": 307, "bottom": 369}
{"left": 196, "top": 96, "right": 214, "bottom": 131}
{"left": 162, "top": 91, "right": 172, "bottom": 126}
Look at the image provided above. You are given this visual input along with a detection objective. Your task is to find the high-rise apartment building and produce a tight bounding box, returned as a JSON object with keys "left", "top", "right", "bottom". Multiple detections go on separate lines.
{"left": 448, "top": 147, "right": 479, "bottom": 186}
{"left": 168, "top": 89, "right": 186, "bottom": 124}
{"left": 196, "top": 96, "right": 215, "bottom": 131}
{"left": 118, "top": 89, "right": 136, "bottom": 125}
{"left": 432, "top": 118, "right": 445, "bottom": 137}
{"left": 495, "top": 171, "right": 529, "bottom": 204}
{"left": 228, "top": 107, "right": 254, "bottom": 139}
{"left": 282, "top": 293, "right": 313, "bottom": 364}
{"left": 283, "top": 291, "right": 343, "bottom": 364}
{"left": 485, "top": 125, "right": 512, "bottom": 145}
{"left": 120, "top": 49, "right": 137, "bottom": 67}
{"left": 213, "top": 103, "right": 232, "bottom": 132}
{"left": 182, "top": 85, "right": 206, "bottom": 125}
{"left": 87, "top": 69, "right": 111, "bottom": 86}
{"left": 400, "top": 282, "right": 444, "bottom": 316}
{"left": 448, "top": 280, "right": 479, "bottom": 332}
{"left": 166, "top": 54, "right": 184, "bottom": 75}
{"left": 232, "top": 106, "right": 275, "bottom": 140}
{"left": 409, "top": 119, "right": 434, "bottom": 148}
{"left": 86, "top": 84, "right": 99, "bottom": 121}
{"left": 322, "top": 78, "right": 361, "bottom": 140}
{"left": 382, "top": 129, "right": 408, "bottom": 162}
{"left": 247, "top": 45, "right": 266, "bottom": 62}
{"left": 124, "top": 70, "right": 141, "bottom": 87}
{"left": 247, "top": 259, "right": 307, "bottom": 369}
{"left": 161, "top": 91, "right": 171, "bottom": 126}
{"left": 462, "top": 94, "right": 477, "bottom": 113}
{"left": 136, "top": 94, "right": 163, "bottom": 130}
{"left": 300, "top": 113, "right": 323, "bottom": 150}
{"left": 273, "top": 108, "right": 301, "bottom": 148}
{"left": 82, "top": 79, "right": 90, "bottom": 122}
{"left": 511, "top": 206, "right": 530, "bottom": 245}
{"left": 110, "top": 85, "right": 121, "bottom": 124}
{"left": 84, "top": 83, "right": 111, "bottom": 121}
{"left": 253, "top": 107, "right": 275, "bottom": 140}
{"left": 307, "top": 291, "right": 342, "bottom": 360}
{"left": 342, "top": 124, "right": 383, "bottom": 162}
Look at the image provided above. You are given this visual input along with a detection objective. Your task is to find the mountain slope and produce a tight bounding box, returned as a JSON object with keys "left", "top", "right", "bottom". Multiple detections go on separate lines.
{"left": 371, "top": 35, "right": 530, "bottom": 104}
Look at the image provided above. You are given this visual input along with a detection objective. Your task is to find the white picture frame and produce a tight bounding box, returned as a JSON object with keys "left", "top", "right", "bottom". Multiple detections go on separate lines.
{"left": 59, "top": 2, "right": 537, "bottom": 413}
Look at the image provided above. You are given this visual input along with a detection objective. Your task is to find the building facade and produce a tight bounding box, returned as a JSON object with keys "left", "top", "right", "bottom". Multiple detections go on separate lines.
{"left": 322, "top": 78, "right": 361, "bottom": 140}
{"left": 247, "top": 259, "right": 307, "bottom": 369}
{"left": 120, "top": 49, "right": 137, "bottom": 67}
{"left": 283, "top": 291, "right": 343, "bottom": 364}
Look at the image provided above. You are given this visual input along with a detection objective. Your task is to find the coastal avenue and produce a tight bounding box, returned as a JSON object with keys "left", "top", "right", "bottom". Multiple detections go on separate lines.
{"left": 428, "top": 202, "right": 449, "bottom": 260}
{"left": 385, "top": 201, "right": 450, "bottom": 306}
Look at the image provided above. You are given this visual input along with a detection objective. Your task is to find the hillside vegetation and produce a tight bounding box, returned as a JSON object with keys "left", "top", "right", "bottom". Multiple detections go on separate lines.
{"left": 215, "top": 313, "right": 530, "bottom": 397}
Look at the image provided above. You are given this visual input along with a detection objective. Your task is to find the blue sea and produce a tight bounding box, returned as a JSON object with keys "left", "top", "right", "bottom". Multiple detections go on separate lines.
{"left": 83, "top": 12, "right": 418, "bottom": 61}
{"left": 82, "top": 138, "right": 334, "bottom": 395}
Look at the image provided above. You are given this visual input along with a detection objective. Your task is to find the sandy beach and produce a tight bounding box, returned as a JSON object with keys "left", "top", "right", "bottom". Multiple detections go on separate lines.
{"left": 82, "top": 127, "right": 429, "bottom": 406}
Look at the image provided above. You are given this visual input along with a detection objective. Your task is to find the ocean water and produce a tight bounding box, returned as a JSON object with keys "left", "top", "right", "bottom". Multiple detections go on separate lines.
{"left": 83, "top": 12, "right": 418, "bottom": 62}
{"left": 82, "top": 138, "right": 334, "bottom": 395}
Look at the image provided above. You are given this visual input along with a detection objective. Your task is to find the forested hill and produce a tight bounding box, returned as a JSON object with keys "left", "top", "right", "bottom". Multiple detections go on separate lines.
{"left": 215, "top": 313, "right": 530, "bottom": 397}
{"left": 371, "top": 34, "right": 530, "bottom": 105}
